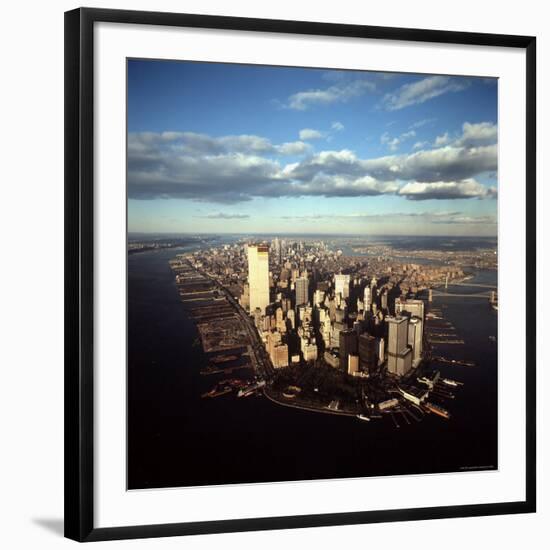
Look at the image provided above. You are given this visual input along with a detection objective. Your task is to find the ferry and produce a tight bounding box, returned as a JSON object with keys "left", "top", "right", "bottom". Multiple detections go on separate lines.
{"left": 356, "top": 414, "right": 371, "bottom": 422}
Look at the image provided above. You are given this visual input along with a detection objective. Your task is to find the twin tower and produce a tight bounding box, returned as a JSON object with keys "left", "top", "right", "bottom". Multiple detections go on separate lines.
{"left": 247, "top": 244, "right": 270, "bottom": 314}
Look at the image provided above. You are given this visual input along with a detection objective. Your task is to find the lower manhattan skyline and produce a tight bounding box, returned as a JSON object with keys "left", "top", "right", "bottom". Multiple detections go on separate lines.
{"left": 127, "top": 60, "right": 497, "bottom": 236}
{"left": 127, "top": 59, "right": 499, "bottom": 491}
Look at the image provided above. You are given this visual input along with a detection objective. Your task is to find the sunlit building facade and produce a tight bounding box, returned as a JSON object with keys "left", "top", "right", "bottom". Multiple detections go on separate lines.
{"left": 248, "top": 244, "right": 270, "bottom": 314}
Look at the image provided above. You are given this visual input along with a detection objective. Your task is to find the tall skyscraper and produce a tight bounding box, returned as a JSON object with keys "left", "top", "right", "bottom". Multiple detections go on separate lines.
{"left": 396, "top": 299, "right": 425, "bottom": 321}
{"left": 295, "top": 277, "right": 309, "bottom": 307}
{"left": 395, "top": 348, "right": 412, "bottom": 376}
{"left": 348, "top": 354, "right": 359, "bottom": 375}
{"left": 314, "top": 289, "right": 325, "bottom": 307}
{"left": 339, "top": 329, "right": 358, "bottom": 370}
{"left": 273, "top": 237, "right": 281, "bottom": 264}
{"left": 381, "top": 290, "right": 388, "bottom": 311}
{"left": 358, "top": 333, "right": 377, "bottom": 372}
{"left": 363, "top": 286, "right": 371, "bottom": 312}
{"left": 334, "top": 274, "right": 350, "bottom": 299}
{"left": 396, "top": 298, "right": 424, "bottom": 366}
{"left": 386, "top": 316, "right": 411, "bottom": 375}
{"left": 408, "top": 317, "right": 423, "bottom": 367}
{"left": 247, "top": 244, "right": 270, "bottom": 315}
{"left": 377, "top": 337, "right": 385, "bottom": 366}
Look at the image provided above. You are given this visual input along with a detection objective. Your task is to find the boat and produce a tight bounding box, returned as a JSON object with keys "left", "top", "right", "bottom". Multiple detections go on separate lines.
{"left": 424, "top": 402, "right": 451, "bottom": 419}
{"left": 211, "top": 355, "right": 238, "bottom": 364}
{"left": 237, "top": 380, "right": 266, "bottom": 398}
{"left": 201, "top": 386, "right": 232, "bottom": 399}
{"left": 441, "top": 378, "right": 462, "bottom": 387}
{"left": 356, "top": 414, "right": 371, "bottom": 422}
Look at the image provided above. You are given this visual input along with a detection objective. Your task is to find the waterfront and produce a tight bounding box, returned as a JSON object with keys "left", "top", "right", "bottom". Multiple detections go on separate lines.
{"left": 128, "top": 245, "right": 497, "bottom": 490}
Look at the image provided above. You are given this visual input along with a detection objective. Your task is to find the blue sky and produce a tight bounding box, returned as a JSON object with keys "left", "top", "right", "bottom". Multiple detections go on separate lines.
{"left": 127, "top": 59, "right": 498, "bottom": 236}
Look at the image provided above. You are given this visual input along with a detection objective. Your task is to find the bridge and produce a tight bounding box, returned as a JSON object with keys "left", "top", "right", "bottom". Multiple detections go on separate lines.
{"left": 450, "top": 282, "right": 497, "bottom": 289}
{"left": 432, "top": 290, "right": 493, "bottom": 299}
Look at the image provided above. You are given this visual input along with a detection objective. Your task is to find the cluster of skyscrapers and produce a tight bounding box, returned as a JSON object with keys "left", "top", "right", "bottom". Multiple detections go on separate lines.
{"left": 243, "top": 241, "right": 425, "bottom": 378}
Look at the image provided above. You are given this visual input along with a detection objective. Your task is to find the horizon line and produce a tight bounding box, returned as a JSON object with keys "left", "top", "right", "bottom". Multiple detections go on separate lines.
{"left": 128, "top": 231, "right": 498, "bottom": 238}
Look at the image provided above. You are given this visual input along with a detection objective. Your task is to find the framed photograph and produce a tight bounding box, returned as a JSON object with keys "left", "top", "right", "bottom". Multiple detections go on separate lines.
{"left": 65, "top": 7, "right": 536, "bottom": 542}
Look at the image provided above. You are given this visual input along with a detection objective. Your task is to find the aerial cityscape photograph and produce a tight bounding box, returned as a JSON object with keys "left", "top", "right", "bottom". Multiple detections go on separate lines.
{"left": 127, "top": 59, "right": 498, "bottom": 490}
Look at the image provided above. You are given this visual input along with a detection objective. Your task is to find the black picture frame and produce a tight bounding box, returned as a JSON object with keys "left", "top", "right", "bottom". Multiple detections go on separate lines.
{"left": 65, "top": 7, "right": 537, "bottom": 542}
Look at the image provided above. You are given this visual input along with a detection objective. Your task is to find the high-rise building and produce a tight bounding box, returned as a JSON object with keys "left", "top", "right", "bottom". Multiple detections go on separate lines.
{"left": 295, "top": 277, "right": 309, "bottom": 307}
{"left": 363, "top": 286, "right": 371, "bottom": 312}
{"left": 331, "top": 321, "right": 345, "bottom": 347}
{"left": 395, "top": 348, "right": 412, "bottom": 376}
{"left": 273, "top": 237, "right": 281, "bottom": 264}
{"left": 300, "top": 331, "right": 318, "bottom": 362}
{"left": 247, "top": 244, "right": 270, "bottom": 315}
{"left": 314, "top": 289, "right": 325, "bottom": 307}
{"left": 381, "top": 290, "right": 388, "bottom": 311}
{"left": 267, "top": 330, "right": 289, "bottom": 368}
{"left": 298, "top": 304, "right": 313, "bottom": 326}
{"left": 287, "top": 309, "right": 295, "bottom": 329}
{"left": 353, "top": 320, "right": 364, "bottom": 336}
{"left": 396, "top": 298, "right": 425, "bottom": 321}
{"left": 252, "top": 308, "right": 263, "bottom": 330}
{"left": 273, "top": 344, "right": 288, "bottom": 368}
{"left": 334, "top": 307, "right": 346, "bottom": 323}
{"left": 386, "top": 316, "right": 410, "bottom": 375}
{"left": 335, "top": 274, "right": 351, "bottom": 299}
{"left": 339, "top": 329, "right": 358, "bottom": 370}
{"left": 377, "top": 337, "right": 385, "bottom": 366}
{"left": 407, "top": 317, "right": 423, "bottom": 367}
{"left": 239, "top": 282, "right": 250, "bottom": 310}
{"left": 396, "top": 299, "right": 424, "bottom": 365}
{"left": 348, "top": 354, "right": 360, "bottom": 375}
{"left": 358, "top": 333, "right": 378, "bottom": 372}
{"left": 318, "top": 307, "right": 332, "bottom": 348}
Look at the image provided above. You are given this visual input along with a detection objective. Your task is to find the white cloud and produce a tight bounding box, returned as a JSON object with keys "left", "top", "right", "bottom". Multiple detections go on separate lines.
{"left": 455, "top": 122, "right": 498, "bottom": 147}
{"left": 129, "top": 131, "right": 310, "bottom": 158}
{"left": 409, "top": 118, "right": 436, "bottom": 129}
{"left": 331, "top": 121, "right": 345, "bottom": 131}
{"left": 398, "top": 179, "right": 497, "bottom": 200}
{"left": 381, "top": 129, "right": 416, "bottom": 151}
{"left": 299, "top": 128, "right": 324, "bottom": 140}
{"left": 381, "top": 132, "right": 400, "bottom": 151}
{"left": 412, "top": 141, "right": 428, "bottom": 150}
{"left": 362, "top": 144, "right": 497, "bottom": 182}
{"left": 281, "top": 173, "right": 400, "bottom": 198}
{"left": 434, "top": 132, "right": 451, "bottom": 147}
{"left": 276, "top": 141, "right": 312, "bottom": 155}
{"left": 128, "top": 128, "right": 497, "bottom": 203}
{"left": 198, "top": 212, "right": 250, "bottom": 219}
{"left": 383, "top": 76, "right": 469, "bottom": 111}
{"left": 282, "top": 210, "right": 496, "bottom": 225}
{"left": 431, "top": 121, "right": 498, "bottom": 150}
{"left": 285, "top": 79, "right": 375, "bottom": 110}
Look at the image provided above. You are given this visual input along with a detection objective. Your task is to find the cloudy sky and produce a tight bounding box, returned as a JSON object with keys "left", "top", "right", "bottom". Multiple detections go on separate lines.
{"left": 128, "top": 60, "right": 497, "bottom": 236}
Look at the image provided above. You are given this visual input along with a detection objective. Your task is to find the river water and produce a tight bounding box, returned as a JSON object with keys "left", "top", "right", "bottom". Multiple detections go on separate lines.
{"left": 128, "top": 247, "right": 497, "bottom": 489}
